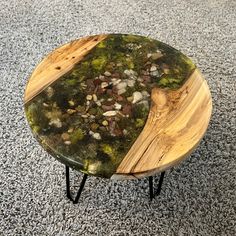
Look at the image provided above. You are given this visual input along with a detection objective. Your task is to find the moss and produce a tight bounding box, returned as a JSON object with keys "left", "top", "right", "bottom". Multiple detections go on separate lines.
{"left": 100, "top": 143, "right": 117, "bottom": 160}
{"left": 97, "top": 41, "right": 106, "bottom": 48}
{"left": 135, "top": 118, "right": 145, "bottom": 128}
{"left": 91, "top": 55, "right": 107, "bottom": 71}
{"left": 70, "top": 128, "right": 84, "bottom": 144}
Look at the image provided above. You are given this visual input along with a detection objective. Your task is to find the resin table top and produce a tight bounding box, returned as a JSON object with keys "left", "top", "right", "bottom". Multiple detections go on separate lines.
{"left": 24, "top": 34, "right": 212, "bottom": 179}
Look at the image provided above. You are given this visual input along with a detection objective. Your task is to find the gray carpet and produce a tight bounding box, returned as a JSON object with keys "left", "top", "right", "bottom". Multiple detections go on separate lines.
{"left": 0, "top": 0, "right": 235, "bottom": 235}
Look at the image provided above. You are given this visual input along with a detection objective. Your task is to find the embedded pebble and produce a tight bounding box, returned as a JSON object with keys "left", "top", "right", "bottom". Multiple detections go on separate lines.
{"left": 150, "top": 65, "right": 157, "bottom": 71}
{"left": 123, "top": 129, "right": 128, "bottom": 135}
{"left": 81, "top": 114, "right": 88, "bottom": 118}
{"left": 103, "top": 111, "right": 117, "bottom": 116}
{"left": 124, "top": 69, "right": 136, "bottom": 76}
{"left": 118, "top": 88, "right": 126, "bottom": 95}
{"left": 114, "top": 102, "right": 122, "bottom": 110}
{"left": 46, "top": 87, "right": 54, "bottom": 98}
{"left": 64, "top": 141, "right": 71, "bottom": 145}
{"left": 102, "top": 120, "right": 108, "bottom": 126}
{"left": 101, "top": 82, "right": 109, "bottom": 88}
{"left": 92, "top": 94, "right": 98, "bottom": 102}
{"left": 67, "top": 109, "right": 76, "bottom": 114}
{"left": 127, "top": 80, "right": 135, "bottom": 87}
{"left": 96, "top": 101, "right": 102, "bottom": 106}
{"left": 116, "top": 82, "right": 127, "bottom": 90}
{"left": 68, "top": 100, "right": 75, "bottom": 106}
{"left": 49, "top": 118, "right": 62, "bottom": 128}
{"left": 93, "top": 132, "right": 101, "bottom": 140}
{"left": 111, "top": 78, "right": 121, "bottom": 86}
{"left": 104, "top": 71, "right": 111, "bottom": 76}
{"left": 127, "top": 96, "right": 133, "bottom": 102}
{"left": 151, "top": 52, "right": 163, "bottom": 60}
{"left": 132, "top": 91, "right": 143, "bottom": 104}
{"left": 150, "top": 70, "right": 160, "bottom": 77}
{"left": 86, "top": 95, "right": 93, "bottom": 100}
{"left": 68, "top": 128, "right": 74, "bottom": 133}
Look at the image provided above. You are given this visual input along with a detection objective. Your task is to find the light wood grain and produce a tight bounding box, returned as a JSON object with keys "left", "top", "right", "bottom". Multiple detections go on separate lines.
{"left": 111, "top": 69, "right": 212, "bottom": 179}
{"left": 24, "top": 35, "right": 107, "bottom": 103}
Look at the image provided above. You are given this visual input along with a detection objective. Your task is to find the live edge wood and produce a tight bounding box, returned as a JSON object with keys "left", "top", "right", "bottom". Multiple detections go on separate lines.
{"left": 24, "top": 35, "right": 107, "bottom": 103}
{"left": 112, "top": 69, "right": 212, "bottom": 179}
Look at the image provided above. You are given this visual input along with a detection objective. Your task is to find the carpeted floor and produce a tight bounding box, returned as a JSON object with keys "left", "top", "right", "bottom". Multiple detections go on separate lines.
{"left": 0, "top": 0, "right": 235, "bottom": 235}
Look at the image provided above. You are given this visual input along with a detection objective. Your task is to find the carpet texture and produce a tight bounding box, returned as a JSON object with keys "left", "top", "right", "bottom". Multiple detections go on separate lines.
{"left": 0, "top": 0, "right": 235, "bottom": 235}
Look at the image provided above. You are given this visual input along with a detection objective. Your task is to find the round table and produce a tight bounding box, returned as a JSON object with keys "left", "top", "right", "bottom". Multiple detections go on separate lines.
{"left": 24, "top": 34, "right": 212, "bottom": 203}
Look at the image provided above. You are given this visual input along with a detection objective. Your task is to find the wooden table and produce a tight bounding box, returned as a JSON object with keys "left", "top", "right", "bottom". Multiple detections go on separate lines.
{"left": 24, "top": 34, "right": 212, "bottom": 203}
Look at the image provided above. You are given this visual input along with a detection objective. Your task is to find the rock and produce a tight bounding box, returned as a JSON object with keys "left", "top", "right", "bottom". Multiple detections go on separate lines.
{"left": 93, "top": 132, "right": 101, "bottom": 140}
{"left": 43, "top": 103, "right": 49, "bottom": 107}
{"left": 117, "top": 88, "right": 126, "bottom": 95}
{"left": 102, "top": 120, "right": 109, "bottom": 126}
{"left": 99, "top": 75, "right": 105, "bottom": 80}
{"left": 150, "top": 65, "right": 157, "bottom": 71}
{"left": 127, "top": 80, "right": 135, "bottom": 87}
{"left": 68, "top": 100, "right": 75, "bottom": 106}
{"left": 147, "top": 53, "right": 152, "bottom": 58}
{"left": 101, "top": 82, "right": 109, "bottom": 88}
{"left": 86, "top": 94, "right": 93, "bottom": 100}
{"left": 123, "top": 129, "right": 128, "bottom": 135}
{"left": 132, "top": 91, "right": 143, "bottom": 104}
{"left": 124, "top": 69, "right": 136, "bottom": 76}
{"left": 111, "top": 78, "right": 121, "bottom": 86}
{"left": 49, "top": 118, "right": 62, "bottom": 128}
{"left": 68, "top": 128, "right": 74, "bottom": 133}
{"left": 104, "top": 71, "right": 111, "bottom": 76}
{"left": 116, "top": 82, "right": 127, "bottom": 90}
{"left": 61, "top": 133, "right": 70, "bottom": 140}
{"left": 67, "top": 109, "right": 76, "bottom": 114}
{"left": 81, "top": 114, "right": 88, "bottom": 118}
{"left": 151, "top": 52, "right": 163, "bottom": 60}
{"left": 103, "top": 111, "right": 117, "bottom": 116}
{"left": 64, "top": 141, "right": 71, "bottom": 145}
{"left": 107, "top": 98, "right": 113, "bottom": 102}
{"left": 46, "top": 87, "right": 54, "bottom": 98}
{"left": 92, "top": 94, "right": 98, "bottom": 102}
{"left": 127, "top": 96, "right": 133, "bottom": 102}
{"left": 114, "top": 102, "right": 122, "bottom": 110}
{"left": 150, "top": 70, "right": 160, "bottom": 77}
{"left": 96, "top": 101, "right": 102, "bottom": 106}
{"left": 117, "top": 62, "right": 122, "bottom": 67}
{"left": 86, "top": 101, "right": 90, "bottom": 106}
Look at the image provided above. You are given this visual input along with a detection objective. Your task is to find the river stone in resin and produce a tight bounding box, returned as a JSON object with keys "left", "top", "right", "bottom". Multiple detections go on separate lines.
{"left": 24, "top": 34, "right": 196, "bottom": 178}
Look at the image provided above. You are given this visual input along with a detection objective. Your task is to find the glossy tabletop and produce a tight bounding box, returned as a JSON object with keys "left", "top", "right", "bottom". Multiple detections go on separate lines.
{"left": 24, "top": 34, "right": 212, "bottom": 179}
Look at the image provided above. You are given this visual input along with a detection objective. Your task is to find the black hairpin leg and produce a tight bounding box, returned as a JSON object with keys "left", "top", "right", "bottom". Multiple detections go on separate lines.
{"left": 149, "top": 176, "right": 154, "bottom": 200}
{"left": 65, "top": 165, "right": 88, "bottom": 204}
{"left": 156, "top": 171, "right": 165, "bottom": 196}
{"left": 148, "top": 171, "right": 165, "bottom": 200}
